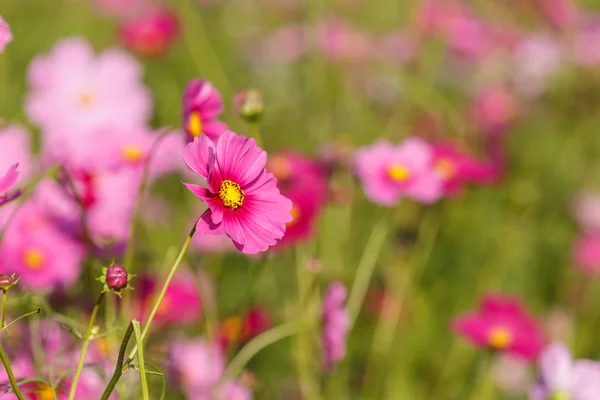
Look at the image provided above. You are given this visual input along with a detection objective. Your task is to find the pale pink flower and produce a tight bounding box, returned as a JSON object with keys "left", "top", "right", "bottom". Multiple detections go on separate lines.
{"left": 183, "top": 130, "right": 293, "bottom": 254}
{"left": 573, "top": 191, "right": 600, "bottom": 232}
{"left": 316, "top": 17, "right": 375, "bottom": 64}
{"left": 0, "top": 15, "right": 12, "bottom": 53}
{"left": 322, "top": 281, "right": 350, "bottom": 371}
{"left": 472, "top": 86, "right": 516, "bottom": 134}
{"left": 182, "top": 79, "right": 228, "bottom": 142}
{"left": 512, "top": 34, "right": 562, "bottom": 97}
{"left": 573, "top": 19, "right": 600, "bottom": 67}
{"left": 0, "top": 124, "right": 34, "bottom": 185}
{"left": 26, "top": 37, "right": 152, "bottom": 134}
{"left": 0, "top": 164, "right": 18, "bottom": 197}
{"left": 354, "top": 138, "right": 444, "bottom": 206}
{"left": 260, "top": 24, "right": 308, "bottom": 63}
{"left": 492, "top": 354, "right": 533, "bottom": 398}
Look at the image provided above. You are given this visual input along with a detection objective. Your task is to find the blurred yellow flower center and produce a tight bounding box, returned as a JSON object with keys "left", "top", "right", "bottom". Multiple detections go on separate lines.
{"left": 33, "top": 383, "right": 55, "bottom": 400}
{"left": 219, "top": 180, "right": 244, "bottom": 210}
{"left": 23, "top": 248, "right": 44, "bottom": 270}
{"left": 221, "top": 315, "right": 243, "bottom": 344}
{"left": 269, "top": 156, "right": 291, "bottom": 180}
{"left": 122, "top": 146, "right": 144, "bottom": 163}
{"left": 488, "top": 327, "right": 512, "bottom": 349}
{"left": 78, "top": 92, "right": 95, "bottom": 107}
{"left": 287, "top": 204, "right": 301, "bottom": 228}
{"left": 388, "top": 165, "right": 410, "bottom": 182}
{"left": 188, "top": 111, "right": 203, "bottom": 137}
{"left": 96, "top": 337, "right": 110, "bottom": 358}
{"left": 435, "top": 158, "right": 457, "bottom": 179}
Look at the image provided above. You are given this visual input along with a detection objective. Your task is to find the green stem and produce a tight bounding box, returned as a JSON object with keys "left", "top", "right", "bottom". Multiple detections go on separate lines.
{"left": 1, "top": 290, "right": 6, "bottom": 329}
{"left": 132, "top": 321, "right": 149, "bottom": 400}
{"left": 0, "top": 341, "right": 25, "bottom": 400}
{"left": 100, "top": 322, "right": 135, "bottom": 400}
{"left": 123, "top": 221, "right": 198, "bottom": 371}
{"left": 68, "top": 292, "right": 104, "bottom": 400}
{"left": 221, "top": 321, "right": 302, "bottom": 383}
{"left": 346, "top": 219, "right": 390, "bottom": 327}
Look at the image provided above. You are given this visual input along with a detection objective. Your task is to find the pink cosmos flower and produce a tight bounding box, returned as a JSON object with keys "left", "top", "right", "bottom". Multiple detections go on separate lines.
{"left": 512, "top": 34, "right": 562, "bottom": 98}
{"left": 267, "top": 152, "right": 328, "bottom": 248}
{"left": 0, "top": 15, "right": 12, "bottom": 53}
{"left": 119, "top": 8, "right": 180, "bottom": 57}
{"left": 170, "top": 339, "right": 252, "bottom": 399}
{"left": 182, "top": 79, "right": 228, "bottom": 142}
{"left": 530, "top": 342, "right": 600, "bottom": 400}
{"left": 354, "top": 138, "right": 444, "bottom": 206}
{"left": 26, "top": 37, "right": 152, "bottom": 134}
{"left": 322, "top": 281, "right": 350, "bottom": 372}
{"left": 316, "top": 17, "right": 375, "bottom": 64}
{"left": 452, "top": 294, "right": 545, "bottom": 361}
{"left": 0, "top": 203, "right": 84, "bottom": 290}
{"left": 136, "top": 273, "right": 202, "bottom": 327}
{"left": 0, "top": 124, "right": 34, "bottom": 185}
{"left": 431, "top": 141, "right": 498, "bottom": 195}
{"left": 573, "top": 234, "right": 600, "bottom": 275}
{"left": 183, "top": 130, "right": 293, "bottom": 254}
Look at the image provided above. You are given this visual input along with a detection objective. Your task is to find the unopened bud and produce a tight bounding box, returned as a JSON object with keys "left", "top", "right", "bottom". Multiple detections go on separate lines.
{"left": 233, "top": 89, "right": 264, "bottom": 123}
{"left": 0, "top": 274, "right": 16, "bottom": 290}
{"left": 106, "top": 264, "right": 128, "bottom": 290}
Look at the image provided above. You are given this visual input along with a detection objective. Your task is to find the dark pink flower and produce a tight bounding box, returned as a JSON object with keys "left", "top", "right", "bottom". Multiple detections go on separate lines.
{"left": 322, "top": 281, "right": 350, "bottom": 371}
{"left": 452, "top": 294, "right": 545, "bottom": 360}
{"left": 106, "top": 264, "right": 128, "bottom": 290}
{"left": 182, "top": 79, "right": 228, "bottom": 142}
{"left": 119, "top": 8, "right": 180, "bottom": 57}
{"left": 267, "top": 152, "right": 328, "bottom": 248}
{"left": 183, "top": 130, "right": 293, "bottom": 254}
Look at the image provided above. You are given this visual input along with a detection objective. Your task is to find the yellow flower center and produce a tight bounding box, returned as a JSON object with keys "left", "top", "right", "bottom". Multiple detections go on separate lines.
{"left": 122, "top": 146, "right": 144, "bottom": 163}
{"left": 551, "top": 391, "right": 570, "bottom": 400}
{"left": 435, "top": 158, "right": 457, "bottom": 179}
{"left": 188, "top": 111, "right": 203, "bottom": 137}
{"left": 221, "top": 315, "right": 243, "bottom": 344}
{"left": 387, "top": 165, "right": 410, "bottom": 182}
{"left": 23, "top": 248, "right": 44, "bottom": 270}
{"left": 287, "top": 204, "right": 301, "bottom": 228}
{"left": 78, "top": 91, "right": 95, "bottom": 107}
{"left": 219, "top": 180, "right": 244, "bottom": 210}
{"left": 33, "top": 383, "right": 55, "bottom": 400}
{"left": 96, "top": 337, "right": 110, "bottom": 358}
{"left": 488, "top": 327, "right": 513, "bottom": 349}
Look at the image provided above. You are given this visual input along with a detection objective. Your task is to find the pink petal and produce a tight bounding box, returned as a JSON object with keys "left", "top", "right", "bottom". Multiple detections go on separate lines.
{"left": 182, "top": 136, "right": 213, "bottom": 178}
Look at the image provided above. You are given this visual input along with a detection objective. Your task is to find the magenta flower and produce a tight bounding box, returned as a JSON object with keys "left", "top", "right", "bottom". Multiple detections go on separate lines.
{"left": 322, "top": 281, "right": 350, "bottom": 371}
{"left": 0, "top": 15, "right": 12, "bottom": 53}
{"left": 119, "top": 7, "right": 180, "bottom": 57}
{"left": 354, "top": 137, "right": 444, "bottom": 206}
{"left": 267, "top": 152, "right": 328, "bottom": 248}
{"left": 182, "top": 79, "right": 228, "bottom": 142}
{"left": 530, "top": 342, "right": 600, "bottom": 400}
{"left": 573, "top": 234, "right": 600, "bottom": 275}
{"left": 26, "top": 37, "right": 152, "bottom": 134}
{"left": 452, "top": 294, "right": 545, "bottom": 360}
{"left": 183, "top": 130, "right": 293, "bottom": 254}
{"left": 0, "top": 203, "right": 84, "bottom": 290}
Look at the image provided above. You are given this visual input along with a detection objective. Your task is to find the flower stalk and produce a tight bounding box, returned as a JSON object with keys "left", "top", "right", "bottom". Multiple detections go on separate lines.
{"left": 0, "top": 341, "right": 24, "bottom": 400}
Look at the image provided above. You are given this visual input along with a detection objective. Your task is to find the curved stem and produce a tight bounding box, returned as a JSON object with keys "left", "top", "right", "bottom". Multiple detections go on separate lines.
{"left": 123, "top": 220, "right": 198, "bottom": 371}
{"left": 1, "top": 290, "right": 6, "bottom": 328}
{"left": 221, "top": 321, "right": 302, "bottom": 384}
{"left": 346, "top": 219, "right": 390, "bottom": 328}
{"left": 0, "top": 341, "right": 24, "bottom": 400}
{"left": 100, "top": 322, "right": 134, "bottom": 400}
{"left": 68, "top": 293, "right": 104, "bottom": 400}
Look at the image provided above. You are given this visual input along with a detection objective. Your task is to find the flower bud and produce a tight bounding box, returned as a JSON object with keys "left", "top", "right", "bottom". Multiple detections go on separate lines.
{"left": 0, "top": 274, "right": 14, "bottom": 290}
{"left": 106, "top": 264, "right": 128, "bottom": 290}
{"left": 233, "top": 89, "right": 264, "bottom": 123}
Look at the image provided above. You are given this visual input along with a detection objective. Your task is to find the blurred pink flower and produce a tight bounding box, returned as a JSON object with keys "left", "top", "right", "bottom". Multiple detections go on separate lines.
{"left": 137, "top": 273, "right": 202, "bottom": 327}
{"left": 0, "top": 203, "right": 84, "bottom": 290}
{"left": 471, "top": 86, "right": 516, "bottom": 134}
{"left": 573, "top": 20, "right": 600, "bottom": 67}
{"left": 0, "top": 15, "right": 12, "bottom": 53}
{"left": 492, "top": 353, "right": 532, "bottom": 398}
{"left": 322, "top": 281, "right": 350, "bottom": 372}
{"left": 183, "top": 130, "right": 293, "bottom": 254}
{"left": 119, "top": 7, "right": 179, "bottom": 57}
{"left": 354, "top": 138, "right": 444, "bottom": 206}
{"left": 375, "top": 30, "right": 415, "bottom": 64}
{"left": 0, "top": 164, "right": 18, "bottom": 196}
{"left": 191, "top": 231, "right": 237, "bottom": 253}
{"left": 431, "top": 141, "right": 497, "bottom": 195}
{"left": 539, "top": 0, "right": 579, "bottom": 30}
{"left": 0, "top": 124, "right": 34, "bottom": 185}
{"left": 267, "top": 152, "right": 328, "bottom": 248}
{"left": 573, "top": 234, "right": 600, "bottom": 274}
{"left": 512, "top": 33, "right": 562, "bottom": 97}
{"left": 573, "top": 192, "right": 600, "bottom": 232}
{"left": 26, "top": 37, "right": 152, "bottom": 133}
{"left": 530, "top": 342, "right": 600, "bottom": 400}
{"left": 182, "top": 79, "right": 228, "bottom": 142}
{"left": 260, "top": 24, "right": 308, "bottom": 63}
{"left": 171, "top": 339, "right": 252, "bottom": 399}
{"left": 316, "top": 17, "right": 375, "bottom": 64}
{"left": 92, "top": 0, "right": 147, "bottom": 18}
{"left": 452, "top": 294, "right": 545, "bottom": 360}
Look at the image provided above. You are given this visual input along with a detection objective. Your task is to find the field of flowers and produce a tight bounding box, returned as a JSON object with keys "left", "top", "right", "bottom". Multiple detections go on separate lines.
{"left": 1, "top": 0, "right": 600, "bottom": 399}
